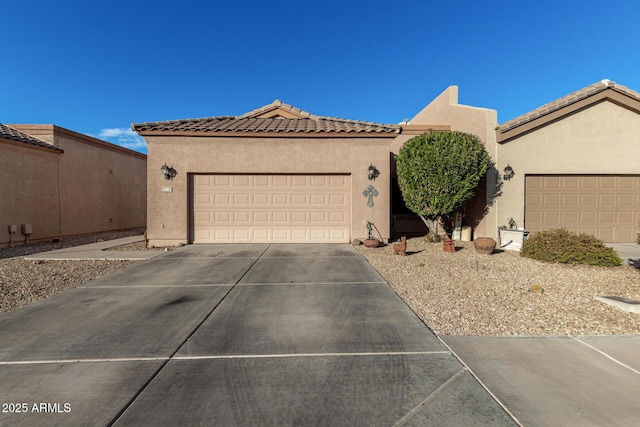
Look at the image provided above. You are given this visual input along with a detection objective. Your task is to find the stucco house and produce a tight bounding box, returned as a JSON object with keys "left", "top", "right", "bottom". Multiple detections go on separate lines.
{"left": 135, "top": 79, "right": 640, "bottom": 247}
{"left": 133, "top": 101, "right": 401, "bottom": 246}
{"left": 133, "top": 97, "right": 495, "bottom": 247}
{"left": 493, "top": 79, "right": 640, "bottom": 243}
{"left": 1, "top": 124, "right": 147, "bottom": 248}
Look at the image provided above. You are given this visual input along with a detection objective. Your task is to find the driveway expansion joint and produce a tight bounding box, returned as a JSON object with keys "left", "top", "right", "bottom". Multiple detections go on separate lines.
{"left": 173, "top": 351, "right": 451, "bottom": 360}
{"left": 574, "top": 337, "right": 640, "bottom": 376}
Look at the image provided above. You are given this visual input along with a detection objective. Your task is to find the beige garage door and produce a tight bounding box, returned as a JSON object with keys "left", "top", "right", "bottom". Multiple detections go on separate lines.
{"left": 191, "top": 174, "right": 351, "bottom": 243}
{"left": 525, "top": 175, "right": 640, "bottom": 242}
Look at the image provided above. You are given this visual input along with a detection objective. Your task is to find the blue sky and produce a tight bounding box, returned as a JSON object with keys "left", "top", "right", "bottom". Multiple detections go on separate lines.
{"left": 3, "top": 0, "right": 640, "bottom": 154}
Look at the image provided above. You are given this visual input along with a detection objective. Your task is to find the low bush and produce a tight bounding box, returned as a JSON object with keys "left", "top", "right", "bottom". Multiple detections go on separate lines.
{"left": 424, "top": 232, "right": 443, "bottom": 243}
{"left": 520, "top": 229, "right": 621, "bottom": 267}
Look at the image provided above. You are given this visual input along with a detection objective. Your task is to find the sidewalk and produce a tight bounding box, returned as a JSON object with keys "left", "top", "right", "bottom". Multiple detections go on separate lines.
{"left": 443, "top": 335, "right": 640, "bottom": 427}
{"left": 23, "top": 236, "right": 165, "bottom": 261}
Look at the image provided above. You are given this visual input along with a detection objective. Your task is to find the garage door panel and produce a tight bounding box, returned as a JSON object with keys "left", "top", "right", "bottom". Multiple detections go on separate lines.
{"left": 272, "top": 212, "right": 289, "bottom": 222}
{"left": 616, "top": 211, "right": 633, "bottom": 223}
{"left": 192, "top": 174, "right": 350, "bottom": 243}
{"left": 233, "top": 212, "right": 251, "bottom": 223}
{"left": 581, "top": 177, "right": 597, "bottom": 188}
{"left": 234, "top": 176, "right": 251, "bottom": 186}
{"left": 600, "top": 177, "right": 615, "bottom": 188}
{"left": 599, "top": 194, "right": 615, "bottom": 206}
{"left": 310, "top": 212, "right": 327, "bottom": 222}
{"left": 598, "top": 229, "right": 614, "bottom": 241}
{"left": 194, "top": 212, "right": 211, "bottom": 222}
{"left": 291, "top": 230, "right": 307, "bottom": 240}
{"left": 310, "top": 194, "right": 326, "bottom": 205}
{"left": 273, "top": 194, "right": 288, "bottom": 204}
{"left": 291, "top": 194, "right": 308, "bottom": 205}
{"left": 291, "top": 176, "right": 308, "bottom": 187}
{"left": 543, "top": 194, "right": 560, "bottom": 206}
{"left": 598, "top": 212, "right": 614, "bottom": 223}
{"left": 291, "top": 212, "right": 308, "bottom": 223}
{"left": 253, "top": 211, "right": 269, "bottom": 222}
{"left": 618, "top": 177, "right": 634, "bottom": 188}
{"left": 562, "top": 177, "right": 579, "bottom": 188}
{"left": 526, "top": 175, "right": 640, "bottom": 243}
{"left": 253, "top": 194, "right": 269, "bottom": 204}
{"left": 618, "top": 194, "right": 634, "bottom": 205}
{"left": 214, "top": 176, "right": 231, "bottom": 186}
{"left": 253, "top": 176, "right": 269, "bottom": 186}
{"left": 580, "top": 212, "right": 597, "bottom": 223}
{"left": 234, "top": 194, "right": 251, "bottom": 205}
{"left": 617, "top": 228, "right": 635, "bottom": 242}
{"left": 543, "top": 177, "right": 560, "bottom": 188}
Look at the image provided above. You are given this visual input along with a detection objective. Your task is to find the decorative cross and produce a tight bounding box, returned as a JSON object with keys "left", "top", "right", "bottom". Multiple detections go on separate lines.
{"left": 362, "top": 185, "right": 378, "bottom": 208}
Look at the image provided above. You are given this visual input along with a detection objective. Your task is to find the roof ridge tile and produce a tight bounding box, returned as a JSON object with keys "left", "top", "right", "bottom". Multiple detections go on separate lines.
{"left": 498, "top": 79, "right": 640, "bottom": 133}
{"left": 132, "top": 102, "right": 400, "bottom": 135}
{"left": 0, "top": 123, "right": 63, "bottom": 152}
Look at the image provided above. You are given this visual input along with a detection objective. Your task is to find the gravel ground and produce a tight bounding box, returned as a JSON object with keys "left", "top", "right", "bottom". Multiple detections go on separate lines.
{"left": 0, "top": 230, "right": 145, "bottom": 314}
{"left": 0, "top": 259, "right": 142, "bottom": 314}
{"left": 357, "top": 237, "right": 640, "bottom": 336}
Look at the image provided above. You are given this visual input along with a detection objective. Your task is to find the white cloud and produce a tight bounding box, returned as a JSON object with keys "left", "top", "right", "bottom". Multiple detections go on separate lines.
{"left": 97, "top": 128, "right": 147, "bottom": 153}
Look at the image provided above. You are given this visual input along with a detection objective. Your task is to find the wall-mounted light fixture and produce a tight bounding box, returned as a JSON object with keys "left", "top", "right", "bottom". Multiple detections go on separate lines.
{"left": 368, "top": 164, "right": 379, "bottom": 180}
{"left": 161, "top": 163, "right": 177, "bottom": 180}
{"left": 503, "top": 164, "right": 514, "bottom": 181}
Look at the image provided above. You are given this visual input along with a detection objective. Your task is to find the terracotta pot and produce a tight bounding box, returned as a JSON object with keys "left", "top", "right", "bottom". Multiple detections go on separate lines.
{"left": 474, "top": 237, "right": 496, "bottom": 255}
{"left": 363, "top": 239, "right": 381, "bottom": 248}
{"left": 443, "top": 238, "right": 455, "bottom": 252}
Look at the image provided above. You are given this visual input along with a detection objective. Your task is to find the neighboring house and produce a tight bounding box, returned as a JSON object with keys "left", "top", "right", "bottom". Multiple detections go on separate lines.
{"left": 494, "top": 80, "right": 640, "bottom": 243}
{"left": 133, "top": 101, "right": 399, "bottom": 246}
{"left": 0, "top": 124, "right": 147, "bottom": 248}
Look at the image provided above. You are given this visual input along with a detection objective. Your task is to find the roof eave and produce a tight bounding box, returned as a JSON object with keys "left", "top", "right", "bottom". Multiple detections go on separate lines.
{"left": 134, "top": 130, "right": 399, "bottom": 138}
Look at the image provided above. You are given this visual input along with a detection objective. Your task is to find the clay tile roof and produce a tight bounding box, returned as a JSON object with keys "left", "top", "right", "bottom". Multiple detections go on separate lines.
{"left": 497, "top": 79, "right": 640, "bottom": 133}
{"left": 132, "top": 100, "right": 400, "bottom": 135}
{"left": 0, "top": 123, "right": 63, "bottom": 152}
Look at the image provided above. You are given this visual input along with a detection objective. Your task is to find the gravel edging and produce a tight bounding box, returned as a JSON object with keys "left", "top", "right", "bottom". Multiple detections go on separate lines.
{"left": 357, "top": 237, "right": 640, "bottom": 336}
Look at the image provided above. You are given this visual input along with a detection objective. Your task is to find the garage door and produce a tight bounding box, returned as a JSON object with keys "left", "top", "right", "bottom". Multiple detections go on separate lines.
{"left": 191, "top": 174, "right": 351, "bottom": 243}
{"left": 525, "top": 175, "right": 640, "bottom": 242}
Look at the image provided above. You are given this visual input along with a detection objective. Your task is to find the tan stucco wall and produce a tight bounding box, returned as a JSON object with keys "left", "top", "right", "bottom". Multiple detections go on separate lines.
{"left": 394, "top": 86, "right": 499, "bottom": 238}
{"left": 146, "top": 135, "right": 393, "bottom": 246}
{"left": 0, "top": 140, "right": 61, "bottom": 246}
{"left": 1, "top": 125, "right": 146, "bottom": 247}
{"left": 54, "top": 132, "right": 147, "bottom": 235}
{"left": 496, "top": 100, "right": 640, "bottom": 229}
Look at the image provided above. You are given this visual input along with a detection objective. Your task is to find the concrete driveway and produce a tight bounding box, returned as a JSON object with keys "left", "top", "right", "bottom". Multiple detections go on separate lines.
{"left": 0, "top": 244, "right": 516, "bottom": 426}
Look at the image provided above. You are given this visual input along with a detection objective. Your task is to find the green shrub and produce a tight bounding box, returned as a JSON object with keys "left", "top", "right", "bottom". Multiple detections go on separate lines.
{"left": 424, "top": 232, "right": 443, "bottom": 243}
{"left": 636, "top": 230, "right": 640, "bottom": 245}
{"left": 521, "top": 229, "right": 621, "bottom": 267}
